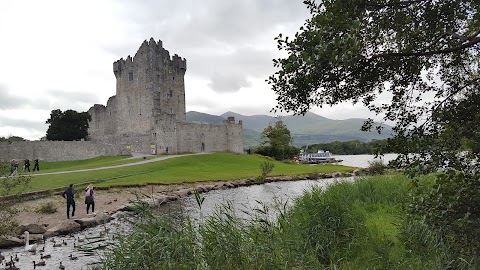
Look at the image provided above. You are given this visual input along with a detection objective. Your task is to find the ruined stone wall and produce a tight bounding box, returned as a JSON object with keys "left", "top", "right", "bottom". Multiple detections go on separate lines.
{"left": 0, "top": 141, "right": 131, "bottom": 162}
{"left": 176, "top": 120, "right": 243, "bottom": 154}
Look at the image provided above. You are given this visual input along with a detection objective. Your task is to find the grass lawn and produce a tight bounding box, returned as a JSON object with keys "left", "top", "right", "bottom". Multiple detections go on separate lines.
{"left": 16, "top": 152, "right": 357, "bottom": 193}
{"left": 28, "top": 155, "right": 144, "bottom": 173}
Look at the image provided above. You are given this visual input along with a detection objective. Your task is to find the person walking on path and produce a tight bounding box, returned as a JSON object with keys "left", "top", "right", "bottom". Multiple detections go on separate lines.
{"left": 24, "top": 159, "right": 30, "bottom": 172}
{"left": 10, "top": 159, "right": 16, "bottom": 175}
{"left": 85, "top": 184, "right": 95, "bottom": 215}
{"left": 62, "top": 184, "right": 76, "bottom": 219}
{"left": 10, "top": 159, "right": 18, "bottom": 176}
{"left": 33, "top": 158, "right": 40, "bottom": 171}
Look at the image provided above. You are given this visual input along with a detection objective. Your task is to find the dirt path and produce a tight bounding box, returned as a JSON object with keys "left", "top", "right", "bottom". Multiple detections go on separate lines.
{"left": 14, "top": 183, "right": 197, "bottom": 230}
{"left": 10, "top": 153, "right": 204, "bottom": 230}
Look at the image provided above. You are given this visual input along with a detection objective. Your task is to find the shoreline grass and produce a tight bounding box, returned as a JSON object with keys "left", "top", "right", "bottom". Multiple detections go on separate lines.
{"left": 101, "top": 175, "right": 471, "bottom": 269}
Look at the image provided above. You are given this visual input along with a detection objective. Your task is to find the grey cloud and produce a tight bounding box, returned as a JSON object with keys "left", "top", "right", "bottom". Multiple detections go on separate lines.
{"left": 31, "top": 89, "right": 100, "bottom": 112}
{"left": 0, "top": 115, "right": 49, "bottom": 135}
{"left": 208, "top": 73, "right": 252, "bottom": 93}
{"left": 187, "top": 47, "right": 276, "bottom": 93}
{"left": 0, "top": 84, "right": 26, "bottom": 109}
{"left": 0, "top": 84, "right": 98, "bottom": 112}
{"left": 45, "top": 89, "right": 98, "bottom": 105}
{"left": 102, "top": 0, "right": 311, "bottom": 93}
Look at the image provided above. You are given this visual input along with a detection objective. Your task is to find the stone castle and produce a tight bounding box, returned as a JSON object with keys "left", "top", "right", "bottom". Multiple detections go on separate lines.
{"left": 87, "top": 38, "right": 243, "bottom": 154}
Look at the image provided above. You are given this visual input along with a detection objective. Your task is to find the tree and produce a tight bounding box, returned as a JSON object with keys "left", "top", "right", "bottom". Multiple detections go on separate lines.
{"left": 268, "top": 0, "right": 480, "bottom": 262}
{"left": 46, "top": 109, "right": 92, "bottom": 141}
{"left": 0, "top": 136, "right": 26, "bottom": 142}
{"left": 256, "top": 119, "right": 298, "bottom": 160}
{"left": 268, "top": 0, "right": 480, "bottom": 175}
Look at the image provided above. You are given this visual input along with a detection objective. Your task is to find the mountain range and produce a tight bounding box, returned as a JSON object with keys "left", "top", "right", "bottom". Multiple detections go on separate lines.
{"left": 186, "top": 111, "right": 393, "bottom": 147}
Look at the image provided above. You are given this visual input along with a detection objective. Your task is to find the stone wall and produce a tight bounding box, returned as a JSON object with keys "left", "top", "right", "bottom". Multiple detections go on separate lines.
{"left": 176, "top": 121, "right": 243, "bottom": 153}
{"left": 0, "top": 141, "right": 131, "bottom": 162}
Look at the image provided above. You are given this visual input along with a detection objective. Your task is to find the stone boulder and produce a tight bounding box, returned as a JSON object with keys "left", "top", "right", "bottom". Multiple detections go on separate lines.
{"left": 43, "top": 220, "right": 81, "bottom": 238}
{"left": 233, "top": 180, "right": 248, "bottom": 187}
{"left": 0, "top": 237, "right": 24, "bottom": 249}
{"left": 17, "top": 223, "right": 47, "bottom": 235}
{"left": 95, "top": 212, "right": 113, "bottom": 224}
{"left": 74, "top": 217, "right": 98, "bottom": 229}
{"left": 19, "top": 233, "right": 44, "bottom": 243}
{"left": 174, "top": 188, "right": 191, "bottom": 197}
{"left": 117, "top": 203, "right": 135, "bottom": 212}
{"left": 199, "top": 184, "right": 216, "bottom": 192}
{"left": 331, "top": 172, "right": 342, "bottom": 178}
{"left": 155, "top": 194, "right": 169, "bottom": 205}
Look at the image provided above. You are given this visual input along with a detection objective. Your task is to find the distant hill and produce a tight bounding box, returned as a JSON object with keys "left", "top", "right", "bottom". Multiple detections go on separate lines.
{"left": 186, "top": 111, "right": 226, "bottom": 124}
{"left": 187, "top": 111, "right": 393, "bottom": 147}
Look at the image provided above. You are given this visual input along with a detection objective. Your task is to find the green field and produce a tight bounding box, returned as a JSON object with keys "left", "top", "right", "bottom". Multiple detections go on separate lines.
{"left": 12, "top": 153, "right": 357, "bottom": 193}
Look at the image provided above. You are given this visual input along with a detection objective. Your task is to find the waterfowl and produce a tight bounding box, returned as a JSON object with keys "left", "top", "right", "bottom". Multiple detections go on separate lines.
{"left": 77, "top": 236, "right": 85, "bottom": 243}
{"left": 62, "top": 240, "right": 67, "bottom": 246}
{"left": 24, "top": 231, "right": 38, "bottom": 252}
{"left": 68, "top": 254, "right": 78, "bottom": 260}
{"left": 14, "top": 254, "right": 19, "bottom": 262}
{"left": 33, "top": 260, "right": 46, "bottom": 268}
{"left": 59, "top": 261, "right": 65, "bottom": 270}
{"left": 0, "top": 250, "right": 4, "bottom": 261}
{"left": 4, "top": 261, "right": 19, "bottom": 270}
{"left": 40, "top": 253, "right": 51, "bottom": 259}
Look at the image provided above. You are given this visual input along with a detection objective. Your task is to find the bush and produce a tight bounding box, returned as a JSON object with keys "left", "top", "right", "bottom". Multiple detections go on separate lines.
{"left": 367, "top": 160, "right": 386, "bottom": 175}
{"left": 35, "top": 201, "right": 57, "bottom": 214}
{"left": 407, "top": 170, "right": 480, "bottom": 265}
{"left": 259, "top": 161, "right": 275, "bottom": 181}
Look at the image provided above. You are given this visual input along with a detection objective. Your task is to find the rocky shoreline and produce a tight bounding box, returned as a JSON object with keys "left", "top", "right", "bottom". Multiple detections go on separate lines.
{"left": 0, "top": 170, "right": 362, "bottom": 249}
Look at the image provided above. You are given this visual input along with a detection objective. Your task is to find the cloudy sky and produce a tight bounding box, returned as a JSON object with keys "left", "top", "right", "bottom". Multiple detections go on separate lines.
{"left": 0, "top": 0, "right": 375, "bottom": 140}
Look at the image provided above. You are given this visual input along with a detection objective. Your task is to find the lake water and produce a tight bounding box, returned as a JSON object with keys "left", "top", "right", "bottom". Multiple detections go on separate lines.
{"left": 0, "top": 154, "right": 396, "bottom": 269}
{"left": 336, "top": 153, "right": 397, "bottom": 168}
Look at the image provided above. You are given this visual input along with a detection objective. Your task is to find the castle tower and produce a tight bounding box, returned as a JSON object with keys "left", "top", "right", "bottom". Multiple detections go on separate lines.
{"left": 112, "top": 38, "right": 187, "bottom": 135}
{"left": 87, "top": 38, "right": 243, "bottom": 155}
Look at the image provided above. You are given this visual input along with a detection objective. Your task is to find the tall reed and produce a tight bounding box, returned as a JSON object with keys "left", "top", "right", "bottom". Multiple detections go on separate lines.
{"left": 101, "top": 175, "right": 468, "bottom": 269}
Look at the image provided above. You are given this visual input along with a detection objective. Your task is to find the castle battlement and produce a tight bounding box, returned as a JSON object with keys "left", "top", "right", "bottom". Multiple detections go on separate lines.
{"left": 113, "top": 38, "right": 186, "bottom": 78}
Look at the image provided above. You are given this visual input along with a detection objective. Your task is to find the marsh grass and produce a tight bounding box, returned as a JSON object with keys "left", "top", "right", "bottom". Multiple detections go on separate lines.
{"left": 101, "top": 175, "right": 473, "bottom": 269}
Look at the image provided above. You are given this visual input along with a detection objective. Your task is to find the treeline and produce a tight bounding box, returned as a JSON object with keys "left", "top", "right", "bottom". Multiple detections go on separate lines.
{"left": 0, "top": 136, "right": 26, "bottom": 142}
{"left": 302, "top": 139, "right": 388, "bottom": 155}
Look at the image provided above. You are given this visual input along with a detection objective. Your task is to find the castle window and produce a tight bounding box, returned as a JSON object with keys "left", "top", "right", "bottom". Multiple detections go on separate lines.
{"left": 172, "top": 76, "right": 175, "bottom": 80}
{"left": 129, "top": 72, "right": 134, "bottom": 81}
{"left": 169, "top": 90, "right": 173, "bottom": 98}
{"left": 153, "top": 133, "right": 157, "bottom": 137}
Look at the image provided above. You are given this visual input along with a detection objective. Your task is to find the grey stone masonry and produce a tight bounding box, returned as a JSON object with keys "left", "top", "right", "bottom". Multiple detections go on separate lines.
{"left": 87, "top": 38, "right": 243, "bottom": 154}
{"left": 0, "top": 141, "right": 130, "bottom": 162}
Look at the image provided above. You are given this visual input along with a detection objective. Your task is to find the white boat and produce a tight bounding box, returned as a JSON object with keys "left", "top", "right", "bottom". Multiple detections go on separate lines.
{"left": 297, "top": 150, "right": 343, "bottom": 164}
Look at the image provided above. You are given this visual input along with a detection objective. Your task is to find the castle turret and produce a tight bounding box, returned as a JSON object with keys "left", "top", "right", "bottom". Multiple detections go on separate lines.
{"left": 113, "top": 38, "right": 187, "bottom": 136}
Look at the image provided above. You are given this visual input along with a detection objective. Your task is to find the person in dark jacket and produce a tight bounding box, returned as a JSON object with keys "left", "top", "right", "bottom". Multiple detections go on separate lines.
{"left": 33, "top": 158, "right": 40, "bottom": 171}
{"left": 62, "top": 184, "right": 76, "bottom": 219}
{"left": 85, "top": 184, "right": 95, "bottom": 215}
{"left": 24, "top": 159, "right": 30, "bottom": 172}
